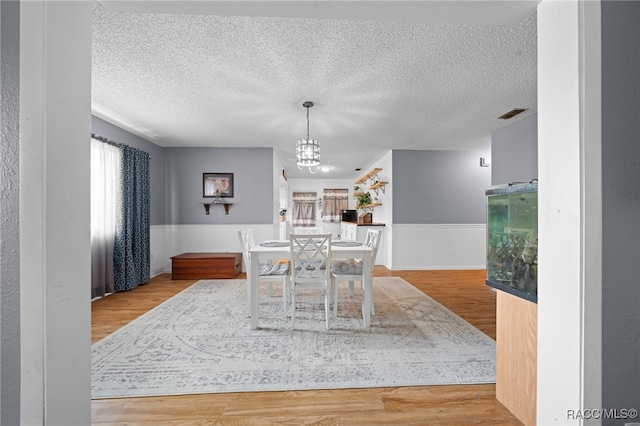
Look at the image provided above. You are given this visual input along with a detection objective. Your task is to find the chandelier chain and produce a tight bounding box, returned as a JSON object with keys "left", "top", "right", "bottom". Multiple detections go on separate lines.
{"left": 307, "top": 106, "right": 310, "bottom": 140}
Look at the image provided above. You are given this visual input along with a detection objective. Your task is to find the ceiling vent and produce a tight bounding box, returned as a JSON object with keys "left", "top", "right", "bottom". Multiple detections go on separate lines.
{"left": 498, "top": 108, "right": 526, "bottom": 120}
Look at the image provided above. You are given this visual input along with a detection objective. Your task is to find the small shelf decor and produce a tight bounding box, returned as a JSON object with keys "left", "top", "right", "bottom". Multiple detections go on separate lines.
{"left": 356, "top": 191, "right": 372, "bottom": 209}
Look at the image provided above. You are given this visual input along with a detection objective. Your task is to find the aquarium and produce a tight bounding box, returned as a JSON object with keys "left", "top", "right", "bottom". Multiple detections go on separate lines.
{"left": 486, "top": 182, "right": 538, "bottom": 303}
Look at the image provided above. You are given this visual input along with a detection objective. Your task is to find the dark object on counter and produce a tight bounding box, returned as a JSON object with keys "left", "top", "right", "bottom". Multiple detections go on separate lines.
{"left": 341, "top": 209, "right": 357, "bottom": 222}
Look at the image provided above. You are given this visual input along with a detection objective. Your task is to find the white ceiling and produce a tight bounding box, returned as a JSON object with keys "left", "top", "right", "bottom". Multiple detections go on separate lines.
{"left": 92, "top": 1, "right": 539, "bottom": 179}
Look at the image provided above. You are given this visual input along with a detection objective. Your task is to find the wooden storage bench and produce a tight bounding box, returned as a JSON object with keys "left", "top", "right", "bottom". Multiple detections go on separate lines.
{"left": 171, "top": 252, "right": 242, "bottom": 279}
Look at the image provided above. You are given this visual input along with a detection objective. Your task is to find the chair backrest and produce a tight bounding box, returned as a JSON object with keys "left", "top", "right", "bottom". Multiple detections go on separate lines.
{"left": 289, "top": 233, "right": 332, "bottom": 282}
{"left": 292, "top": 226, "right": 323, "bottom": 235}
{"left": 364, "top": 229, "right": 382, "bottom": 270}
{"left": 237, "top": 229, "right": 255, "bottom": 278}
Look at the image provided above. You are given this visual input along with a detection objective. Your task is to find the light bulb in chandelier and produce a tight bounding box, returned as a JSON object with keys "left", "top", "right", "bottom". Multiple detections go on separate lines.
{"left": 295, "top": 101, "right": 320, "bottom": 172}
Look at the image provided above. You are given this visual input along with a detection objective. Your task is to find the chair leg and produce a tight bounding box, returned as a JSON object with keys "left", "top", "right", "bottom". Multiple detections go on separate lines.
{"left": 281, "top": 278, "right": 288, "bottom": 318}
{"left": 324, "top": 284, "right": 331, "bottom": 329}
{"left": 245, "top": 280, "right": 251, "bottom": 318}
{"left": 282, "top": 280, "right": 287, "bottom": 318}
{"left": 290, "top": 285, "right": 296, "bottom": 329}
{"left": 333, "top": 278, "right": 339, "bottom": 317}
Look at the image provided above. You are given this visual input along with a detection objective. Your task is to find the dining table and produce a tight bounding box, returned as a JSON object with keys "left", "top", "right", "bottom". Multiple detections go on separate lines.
{"left": 248, "top": 239, "right": 374, "bottom": 329}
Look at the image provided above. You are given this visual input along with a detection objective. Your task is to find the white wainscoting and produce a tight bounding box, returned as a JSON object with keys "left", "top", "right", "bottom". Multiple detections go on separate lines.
{"left": 152, "top": 223, "right": 487, "bottom": 274}
{"left": 152, "top": 224, "right": 278, "bottom": 274}
{"left": 150, "top": 225, "right": 167, "bottom": 276}
{"left": 391, "top": 224, "right": 486, "bottom": 270}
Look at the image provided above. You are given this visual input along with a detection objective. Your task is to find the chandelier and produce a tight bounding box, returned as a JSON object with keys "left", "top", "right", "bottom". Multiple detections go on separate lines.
{"left": 296, "top": 101, "right": 320, "bottom": 174}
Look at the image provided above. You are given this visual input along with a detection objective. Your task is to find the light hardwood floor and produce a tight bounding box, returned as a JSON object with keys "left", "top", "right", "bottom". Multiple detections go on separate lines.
{"left": 91, "top": 268, "right": 522, "bottom": 425}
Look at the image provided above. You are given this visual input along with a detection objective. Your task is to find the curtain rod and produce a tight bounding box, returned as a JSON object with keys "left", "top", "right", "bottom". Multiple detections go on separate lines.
{"left": 91, "top": 133, "right": 152, "bottom": 159}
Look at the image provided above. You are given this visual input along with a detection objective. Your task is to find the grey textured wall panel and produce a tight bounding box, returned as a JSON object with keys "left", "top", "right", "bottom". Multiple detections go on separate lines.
{"left": 1, "top": 1, "right": 21, "bottom": 424}
{"left": 601, "top": 1, "right": 640, "bottom": 422}
{"left": 164, "top": 147, "right": 274, "bottom": 224}
{"left": 491, "top": 113, "right": 538, "bottom": 186}
{"left": 392, "top": 150, "right": 491, "bottom": 224}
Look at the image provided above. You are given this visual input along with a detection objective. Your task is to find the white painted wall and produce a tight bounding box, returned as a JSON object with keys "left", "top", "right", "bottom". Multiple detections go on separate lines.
{"left": 154, "top": 224, "right": 274, "bottom": 273}
{"left": 537, "top": 1, "right": 602, "bottom": 423}
{"left": 154, "top": 222, "right": 486, "bottom": 272}
{"left": 361, "top": 152, "right": 393, "bottom": 267}
{"left": 20, "top": 2, "right": 92, "bottom": 424}
{"left": 285, "top": 176, "right": 354, "bottom": 240}
{"left": 392, "top": 224, "right": 486, "bottom": 270}
{"left": 272, "top": 150, "right": 285, "bottom": 234}
{"left": 150, "top": 225, "right": 167, "bottom": 275}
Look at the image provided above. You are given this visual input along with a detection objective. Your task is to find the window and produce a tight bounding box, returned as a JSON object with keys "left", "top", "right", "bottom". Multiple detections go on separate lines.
{"left": 291, "top": 191, "right": 317, "bottom": 227}
{"left": 91, "top": 138, "right": 121, "bottom": 298}
{"left": 322, "top": 188, "right": 348, "bottom": 222}
{"left": 90, "top": 136, "right": 150, "bottom": 297}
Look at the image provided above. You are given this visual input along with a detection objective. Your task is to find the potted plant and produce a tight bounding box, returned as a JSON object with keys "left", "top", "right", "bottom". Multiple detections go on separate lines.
{"left": 356, "top": 191, "right": 372, "bottom": 209}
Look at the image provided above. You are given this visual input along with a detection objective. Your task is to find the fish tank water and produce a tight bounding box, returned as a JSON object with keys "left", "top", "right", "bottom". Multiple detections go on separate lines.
{"left": 486, "top": 182, "right": 538, "bottom": 303}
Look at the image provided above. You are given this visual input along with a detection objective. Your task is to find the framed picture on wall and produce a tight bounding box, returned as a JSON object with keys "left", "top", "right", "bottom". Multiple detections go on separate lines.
{"left": 203, "top": 173, "right": 234, "bottom": 198}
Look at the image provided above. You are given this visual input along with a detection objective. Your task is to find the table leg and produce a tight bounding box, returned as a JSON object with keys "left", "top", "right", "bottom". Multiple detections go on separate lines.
{"left": 362, "top": 255, "right": 372, "bottom": 327}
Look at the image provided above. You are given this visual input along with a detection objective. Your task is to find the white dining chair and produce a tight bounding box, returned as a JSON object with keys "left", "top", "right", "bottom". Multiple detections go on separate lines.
{"left": 292, "top": 226, "right": 323, "bottom": 234}
{"left": 238, "top": 229, "right": 290, "bottom": 317}
{"left": 289, "top": 233, "right": 332, "bottom": 329}
{"left": 331, "top": 228, "right": 381, "bottom": 318}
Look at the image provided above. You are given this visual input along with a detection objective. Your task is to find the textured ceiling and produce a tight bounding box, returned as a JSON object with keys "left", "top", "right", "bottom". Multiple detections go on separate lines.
{"left": 92, "top": 1, "right": 538, "bottom": 178}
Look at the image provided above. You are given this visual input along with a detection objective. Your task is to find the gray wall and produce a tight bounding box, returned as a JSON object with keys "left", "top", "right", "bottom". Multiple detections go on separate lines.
{"left": 491, "top": 113, "right": 538, "bottom": 186}
{"left": 164, "top": 147, "right": 274, "bottom": 224}
{"left": 91, "top": 117, "right": 276, "bottom": 225}
{"left": 392, "top": 150, "right": 491, "bottom": 224}
{"left": 601, "top": 1, "right": 640, "bottom": 421}
{"left": 0, "top": 1, "right": 20, "bottom": 424}
{"left": 91, "top": 116, "right": 166, "bottom": 225}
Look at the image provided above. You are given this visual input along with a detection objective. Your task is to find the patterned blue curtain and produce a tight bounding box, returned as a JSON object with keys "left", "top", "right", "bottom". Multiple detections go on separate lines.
{"left": 113, "top": 145, "right": 150, "bottom": 292}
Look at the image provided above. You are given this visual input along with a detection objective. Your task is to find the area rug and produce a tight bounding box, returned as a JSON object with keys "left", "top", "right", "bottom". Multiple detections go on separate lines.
{"left": 91, "top": 277, "right": 495, "bottom": 398}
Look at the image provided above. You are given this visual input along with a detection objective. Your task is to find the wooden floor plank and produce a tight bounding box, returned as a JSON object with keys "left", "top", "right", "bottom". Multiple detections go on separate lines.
{"left": 91, "top": 268, "right": 521, "bottom": 425}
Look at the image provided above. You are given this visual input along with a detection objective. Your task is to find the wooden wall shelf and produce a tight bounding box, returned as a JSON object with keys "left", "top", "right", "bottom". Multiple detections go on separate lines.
{"left": 355, "top": 167, "right": 382, "bottom": 185}
{"left": 369, "top": 181, "right": 388, "bottom": 194}
{"left": 369, "top": 181, "right": 388, "bottom": 190}
{"left": 201, "top": 202, "right": 233, "bottom": 215}
{"left": 354, "top": 167, "right": 388, "bottom": 200}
